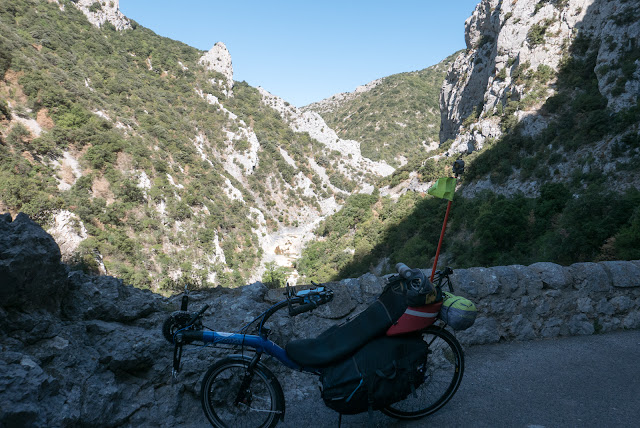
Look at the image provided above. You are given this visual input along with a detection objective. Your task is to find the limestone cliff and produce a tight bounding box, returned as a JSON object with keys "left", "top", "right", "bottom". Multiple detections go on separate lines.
{"left": 71, "top": 0, "right": 131, "bottom": 30}
{"left": 199, "top": 42, "right": 234, "bottom": 92}
{"left": 440, "top": 0, "right": 640, "bottom": 195}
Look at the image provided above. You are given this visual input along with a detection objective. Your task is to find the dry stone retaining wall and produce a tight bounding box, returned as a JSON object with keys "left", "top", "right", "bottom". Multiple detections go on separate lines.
{"left": 315, "top": 260, "right": 640, "bottom": 347}
{"left": 447, "top": 261, "right": 640, "bottom": 346}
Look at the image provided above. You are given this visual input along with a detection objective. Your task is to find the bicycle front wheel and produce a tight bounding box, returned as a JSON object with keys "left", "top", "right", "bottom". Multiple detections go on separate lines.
{"left": 382, "top": 326, "right": 464, "bottom": 420}
{"left": 201, "top": 357, "right": 284, "bottom": 428}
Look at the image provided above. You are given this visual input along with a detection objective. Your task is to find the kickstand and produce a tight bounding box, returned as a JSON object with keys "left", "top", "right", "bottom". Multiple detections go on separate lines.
{"left": 337, "top": 413, "right": 342, "bottom": 428}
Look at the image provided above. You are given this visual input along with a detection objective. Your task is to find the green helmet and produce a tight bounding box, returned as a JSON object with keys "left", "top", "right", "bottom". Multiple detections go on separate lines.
{"left": 439, "top": 292, "right": 477, "bottom": 330}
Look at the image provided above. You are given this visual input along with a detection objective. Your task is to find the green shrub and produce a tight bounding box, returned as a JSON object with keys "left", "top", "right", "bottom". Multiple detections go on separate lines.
{"left": 6, "top": 122, "right": 30, "bottom": 146}
{"left": 527, "top": 21, "right": 552, "bottom": 46}
{"left": 261, "top": 262, "right": 291, "bottom": 289}
{"left": 88, "top": 2, "right": 102, "bottom": 13}
{"left": 0, "top": 98, "right": 10, "bottom": 120}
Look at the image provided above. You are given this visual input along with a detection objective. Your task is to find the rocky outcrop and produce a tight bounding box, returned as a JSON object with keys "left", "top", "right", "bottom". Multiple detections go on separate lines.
{"left": 258, "top": 87, "right": 395, "bottom": 181}
{"left": 199, "top": 42, "right": 234, "bottom": 91}
{"left": 72, "top": 0, "right": 131, "bottom": 31}
{"left": 440, "top": 0, "right": 640, "bottom": 156}
{"left": 46, "top": 210, "right": 88, "bottom": 263}
{"left": 0, "top": 213, "right": 67, "bottom": 311}
{"left": 1, "top": 214, "right": 638, "bottom": 426}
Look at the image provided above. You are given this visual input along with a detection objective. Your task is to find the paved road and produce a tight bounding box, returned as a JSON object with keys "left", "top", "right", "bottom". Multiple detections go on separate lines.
{"left": 282, "top": 330, "right": 640, "bottom": 427}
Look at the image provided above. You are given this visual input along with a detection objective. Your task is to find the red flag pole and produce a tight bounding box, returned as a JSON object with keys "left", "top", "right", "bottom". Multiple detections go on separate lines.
{"left": 428, "top": 158, "right": 464, "bottom": 282}
{"left": 430, "top": 199, "right": 452, "bottom": 282}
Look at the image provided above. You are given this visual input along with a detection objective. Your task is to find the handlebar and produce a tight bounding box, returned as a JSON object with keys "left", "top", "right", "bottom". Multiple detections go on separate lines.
{"left": 289, "top": 301, "right": 318, "bottom": 316}
{"left": 396, "top": 262, "right": 454, "bottom": 292}
{"left": 395, "top": 262, "right": 413, "bottom": 279}
{"left": 176, "top": 330, "right": 205, "bottom": 343}
{"left": 287, "top": 285, "right": 333, "bottom": 317}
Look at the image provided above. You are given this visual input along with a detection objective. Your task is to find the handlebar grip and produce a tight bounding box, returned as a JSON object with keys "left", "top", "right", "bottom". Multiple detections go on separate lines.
{"left": 188, "top": 304, "right": 209, "bottom": 325}
{"left": 396, "top": 262, "right": 412, "bottom": 279}
{"left": 289, "top": 301, "right": 317, "bottom": 316}
{"left": 179, "top": 330, "right": 205, "bottom": 342}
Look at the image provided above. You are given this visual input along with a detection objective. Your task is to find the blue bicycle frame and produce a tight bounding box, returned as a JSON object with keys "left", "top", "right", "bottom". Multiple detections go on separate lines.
{"left": 199, "top": 331, "right": 301, "bottom": 369}
{"left": 174, "top": 298, "right": 321, "bottom": 373}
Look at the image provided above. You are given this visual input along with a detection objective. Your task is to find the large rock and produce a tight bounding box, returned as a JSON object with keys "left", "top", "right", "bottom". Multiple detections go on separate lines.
{"left": 569, "top": 262, "right": 612, "bottom": 292}
{"left": 529, "top": 262, "right": 573, "bottom": 290}
{"left": 199, "top": 42, "right": 234, "bottom": 90}
{"left": 599, "top": 261, "right": 640, "bottom": 288}
{"left": 72, "top": 0, "right": 132, "bottom": 31}
{"left": 0, "top": 213, "right": 67, "bottom": 310}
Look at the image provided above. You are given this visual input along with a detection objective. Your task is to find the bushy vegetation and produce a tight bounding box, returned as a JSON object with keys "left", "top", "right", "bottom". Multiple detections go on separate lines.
{"left": 299, "top": 28, "right": 640, "bottom": 281}
{"left": 261, "top": 261, "right": 291, "bottom": 289}
{"left": 298, "top": 183, "right": 640, "bottom": 281}
{"left": 308, "top": 53, "right": 459, "bottom": 166}
{"left": 0, "top": 0, "right": 338, "bottom": 291}
{"left": 465, "top": 33, "right": 639, "bottom": 185}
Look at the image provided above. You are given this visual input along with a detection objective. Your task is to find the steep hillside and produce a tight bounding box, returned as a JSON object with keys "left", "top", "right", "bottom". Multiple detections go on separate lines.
{"left": 441, "top": 0, "right": 640, "bottom": 194}
{"left": 0, "top": 0, "right": 392, "bottom": 290}
{"left": 305, "top": 54, "right": 458, "bottom": 167}
{"left": 298, "top": 0, "right": 640, "bottom": 281}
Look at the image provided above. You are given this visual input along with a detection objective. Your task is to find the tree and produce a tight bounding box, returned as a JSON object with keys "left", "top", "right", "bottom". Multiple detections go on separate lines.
{"left": 261, "top": 262, "right": 290, "bottom": 289}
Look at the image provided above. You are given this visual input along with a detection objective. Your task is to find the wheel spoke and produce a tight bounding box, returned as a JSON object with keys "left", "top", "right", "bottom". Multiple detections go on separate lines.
{"left": 382, "top": 327, "right": 464, "bottom": 420}
{"left": 201, "top": 358, "right": 282, "bottom": 428}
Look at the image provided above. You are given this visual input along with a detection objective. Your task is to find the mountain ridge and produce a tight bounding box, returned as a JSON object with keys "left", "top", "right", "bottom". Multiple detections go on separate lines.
{"left": 0, "top": 0, "right": 401, "bottom": 290}
{"left": 304, "top": 53, "right": 459, "bottom": 166}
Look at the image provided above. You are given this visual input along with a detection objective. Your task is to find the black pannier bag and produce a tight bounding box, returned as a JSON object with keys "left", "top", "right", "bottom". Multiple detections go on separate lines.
{"left": 320, "top": 335, "right": 429, "bottom": 415}
{"left": 285, "top": 278, "right": 407, "bottom": 368}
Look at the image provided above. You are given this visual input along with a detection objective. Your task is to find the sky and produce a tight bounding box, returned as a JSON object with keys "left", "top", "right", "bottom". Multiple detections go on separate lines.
{"left": 118, "top": 1, "right": 480, "bottom": 107}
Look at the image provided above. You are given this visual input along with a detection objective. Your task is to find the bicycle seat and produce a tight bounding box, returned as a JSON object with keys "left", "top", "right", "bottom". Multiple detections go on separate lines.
{"left": 285, "top": 281, "right": 407, "bottom": 368}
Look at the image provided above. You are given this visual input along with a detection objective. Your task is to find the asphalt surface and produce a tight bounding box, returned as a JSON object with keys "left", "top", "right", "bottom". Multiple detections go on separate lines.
{"left": 281, "top": 330, "right": 640, "bottom": 428}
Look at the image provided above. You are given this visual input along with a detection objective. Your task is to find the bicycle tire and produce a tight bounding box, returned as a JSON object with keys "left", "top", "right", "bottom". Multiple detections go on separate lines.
{"left": 381, "top": 326, "right": 464, "bottom": 420}
{"left": 201, "top": 356, "right": 284, "bottom": 428}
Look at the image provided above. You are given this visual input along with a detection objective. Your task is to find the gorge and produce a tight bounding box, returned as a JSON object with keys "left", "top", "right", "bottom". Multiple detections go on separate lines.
{"left": 1, "top": 1, "right": 640, "bottom": 424}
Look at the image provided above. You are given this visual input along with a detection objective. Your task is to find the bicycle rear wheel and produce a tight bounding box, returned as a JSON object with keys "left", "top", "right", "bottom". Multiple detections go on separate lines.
{"left": 201, "top": 357, "right": 284, "bottom": 428}
{"left": 382, "top": 326, "right": 464, "bottom": 420}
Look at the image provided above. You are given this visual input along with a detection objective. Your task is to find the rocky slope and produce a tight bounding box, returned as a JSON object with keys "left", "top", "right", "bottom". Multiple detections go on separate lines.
{"left": 71, "top": 0, "right": 131, "bottom": 31}
{"left": 0, "top": 0, "right": 396, "bottom": 289}
{"left": 2, "top": 211, "right": 639, "bottom": 427}
{"left": 304, "top": 55, "right": 458, "bottom": 167}
{"left": 440, "top": 0, "right": 640, "bottom": 196}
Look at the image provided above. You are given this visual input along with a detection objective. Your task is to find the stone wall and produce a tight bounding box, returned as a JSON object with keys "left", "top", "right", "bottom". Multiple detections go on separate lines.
{"left": 447, "top": 261, "right": 640, "bottom": 346}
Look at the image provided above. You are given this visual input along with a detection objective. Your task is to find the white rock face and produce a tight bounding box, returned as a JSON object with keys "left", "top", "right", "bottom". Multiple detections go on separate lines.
{"left": 440, "top": 0, "right": 639, "bottom": 153}
{"left": 438, "top": 0, "right": 640, "bottom": 196}
{"left": 52, "top": 151, "right": 83, "bottom": 191}
{"left": 223, "top": 126, "right": 260, "bottom": 177}
{"left": 14, "top": 116, "right": 42, "bottom": 138}
{"left": 136, "top": 171, "right": 151, "bottom": 190}
{"left": 199, "top": 42, "right": 234, "bottom": 90}
{"left": 72, "top": 0, "right": 131, "bottom": 30}
{"left": 47, "top": 210, "right": 88, "bottom": 262}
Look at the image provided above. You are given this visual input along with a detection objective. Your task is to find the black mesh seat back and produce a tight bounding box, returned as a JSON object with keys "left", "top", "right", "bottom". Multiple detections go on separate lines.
{"left": 286, "top": 279, "right": 407, "bottom": 368}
